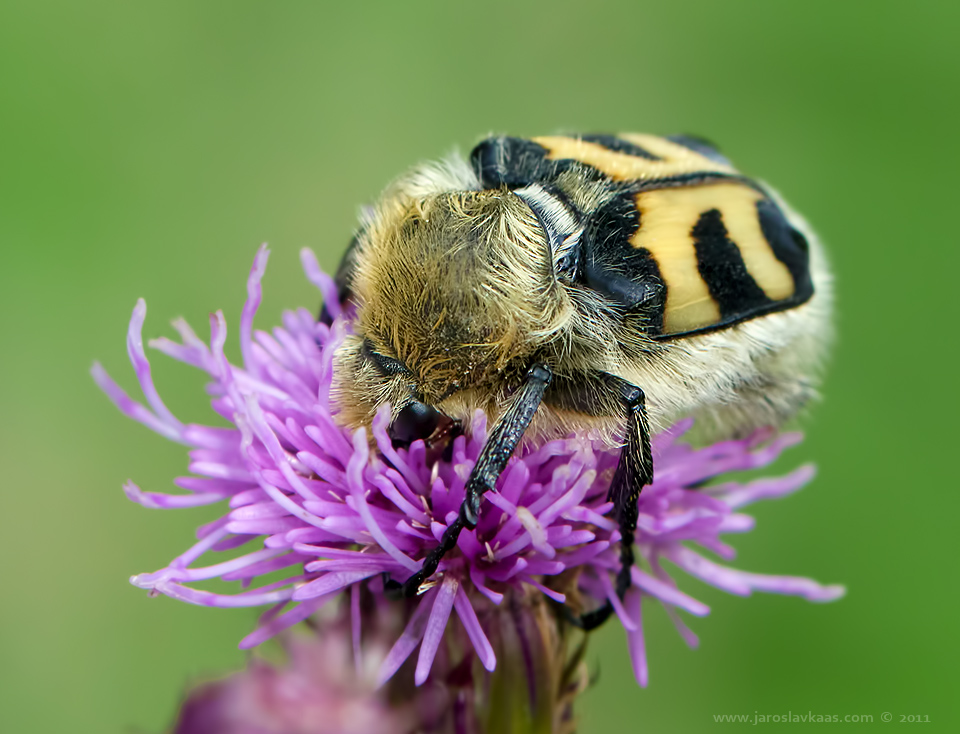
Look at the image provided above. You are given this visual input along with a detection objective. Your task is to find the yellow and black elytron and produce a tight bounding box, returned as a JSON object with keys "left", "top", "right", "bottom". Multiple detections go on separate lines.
{"left": 328, "top": 133, "right": 831, "bottom": 627}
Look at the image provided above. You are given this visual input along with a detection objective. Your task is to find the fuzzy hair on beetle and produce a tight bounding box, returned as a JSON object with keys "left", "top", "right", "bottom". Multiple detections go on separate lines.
{"left": 326, "top": 133, "right": 831, "bottom": 627}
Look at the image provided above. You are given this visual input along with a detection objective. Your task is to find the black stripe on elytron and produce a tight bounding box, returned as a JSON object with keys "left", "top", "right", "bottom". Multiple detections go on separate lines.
{"left": 472, "top": 137, "right": 761, "bottom": 196}
{"left": 471, "top": 136, "right": 603, "bottom": 190}
{"left": 580, "top": 191, "right": 666, "bottom": 332}
{"left": 666, "top": 134, "right": 733, "bottom": 166}
{"left": 580, "top": 134, "right": 662, "bottom": 160}
{"left": 756, "top": 198, "right": 814, "bottom": 305}
{"left": 651, "top": 201, "right": 817, "bottom": 341}
{"left": 692, "top": 208, "right": 772, "bottom": 320}
{"left": 625, "top": 171, "right": 767, "bottom": 195}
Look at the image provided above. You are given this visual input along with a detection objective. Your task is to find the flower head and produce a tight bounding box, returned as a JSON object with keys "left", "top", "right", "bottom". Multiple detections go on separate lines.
{"left": 95, "top": 246, "right": 843, "bottom": 689}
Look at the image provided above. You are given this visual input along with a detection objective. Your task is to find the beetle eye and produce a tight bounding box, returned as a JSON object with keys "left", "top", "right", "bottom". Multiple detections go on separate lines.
{"left": 388, "top": 400, "right": 441, "bottom": 446}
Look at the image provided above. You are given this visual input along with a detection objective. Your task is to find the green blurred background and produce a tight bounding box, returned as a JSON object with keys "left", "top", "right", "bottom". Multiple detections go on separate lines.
{"left": 2, "top": 1, "right": 957, "bottom": 731}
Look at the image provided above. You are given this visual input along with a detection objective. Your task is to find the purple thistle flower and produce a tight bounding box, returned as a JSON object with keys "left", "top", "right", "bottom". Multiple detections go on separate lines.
{"left": 94, "top": 246, "right": 843, "bottom": 689}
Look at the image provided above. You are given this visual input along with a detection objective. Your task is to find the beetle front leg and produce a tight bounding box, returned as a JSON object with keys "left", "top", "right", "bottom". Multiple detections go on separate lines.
{"left": 386, "top": 364, "right": 553, "bottom": 598}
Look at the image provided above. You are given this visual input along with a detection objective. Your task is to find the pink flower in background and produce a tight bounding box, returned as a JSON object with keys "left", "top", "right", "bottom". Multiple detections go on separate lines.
{"left": 172, "top": 583, "right": 586, "bottom": 734}
{"left": 174, "top": 635, "right": 415, "bottom": 734}
{"left": 94, "top": 246, "right": 843, "bottom": 691}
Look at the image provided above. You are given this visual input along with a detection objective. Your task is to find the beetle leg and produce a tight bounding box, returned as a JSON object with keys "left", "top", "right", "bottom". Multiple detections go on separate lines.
{"left": 544, "top": 372, "right": 653, "bottom": 628}
{"left": 602, "top": 374, "right": 653, "bottom": 601}
{"left": 385, "top": 364, "right": 552, "bottom": 598}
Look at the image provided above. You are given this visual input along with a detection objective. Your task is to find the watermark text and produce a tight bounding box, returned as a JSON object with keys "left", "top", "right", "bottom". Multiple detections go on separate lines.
{"left": 712, "top": 711, "right": 932, "bottom": 724}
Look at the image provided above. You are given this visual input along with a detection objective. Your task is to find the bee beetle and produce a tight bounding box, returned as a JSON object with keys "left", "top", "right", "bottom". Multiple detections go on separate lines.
{"left": 329, "top": 133, "right": 831, "bottom": 628}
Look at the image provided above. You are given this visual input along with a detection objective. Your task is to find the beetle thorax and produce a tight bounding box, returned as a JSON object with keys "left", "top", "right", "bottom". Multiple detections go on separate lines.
{"left": 352, "top": 190, "right": 571, "bottom": 401}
